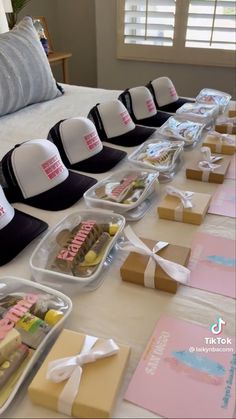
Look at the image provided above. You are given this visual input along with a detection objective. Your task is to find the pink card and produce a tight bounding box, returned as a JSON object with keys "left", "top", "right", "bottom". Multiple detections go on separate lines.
{"left": 125, "top": 316, "right": 235, "bottom": 419}
{"left": 188, "top": 232, "right": 235, "bottom": 298}
{"left": 226, "top": 155, "right": 236, "bottom": 180}
{"left": 208, "top": 185, "right": 236, "bottom": 218}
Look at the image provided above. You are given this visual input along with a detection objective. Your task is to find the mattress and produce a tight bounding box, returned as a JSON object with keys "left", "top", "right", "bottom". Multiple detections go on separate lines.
{"left": 0, "top": 84, "right": 235, "bottom": 419}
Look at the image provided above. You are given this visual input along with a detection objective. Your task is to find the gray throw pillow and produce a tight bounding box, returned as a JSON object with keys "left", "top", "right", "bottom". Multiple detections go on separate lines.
{"left": 0, "top": 16, "right": 62, "bottom": 117}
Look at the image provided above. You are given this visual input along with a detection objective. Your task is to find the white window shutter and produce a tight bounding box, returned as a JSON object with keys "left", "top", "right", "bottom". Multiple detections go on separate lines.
{"left": 124, "top": 0, "right": 176, "bottom": 46}
{"left": 185, "top": 0, "right": 236, "bottom": 50}
{"left": 117, "top": 0, "right": 235, "bottom": 66}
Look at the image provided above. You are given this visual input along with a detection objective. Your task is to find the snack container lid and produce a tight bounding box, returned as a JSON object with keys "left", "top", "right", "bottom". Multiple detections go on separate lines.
{"left": 128, "top": 139, "right": 184, "bottom": 172}
{"left": 158, "top": 117, "right": 205, "bottom": 145}
{"left": 195, "top": 88, "right": 231, "bottom": 113}
{"left": 0, "top": 276, "right": 72, "bottom": 416}
{"left": 84, "top": 168, "right": 159, "bottom": 213}
{"left": 176, "top": 102, "right": 220, "bottom": 124}
{"left": 30, "top": 210, "right": 126, "bottom": 289}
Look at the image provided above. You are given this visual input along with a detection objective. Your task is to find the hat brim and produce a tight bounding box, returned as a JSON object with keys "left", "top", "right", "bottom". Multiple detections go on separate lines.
{"left": 21, "top": 171, "right": 97, "bottom": 211}
{"left": 156, "top": 97, "right": 195, "bottom": 113}
{"left": 104, "top": 125, "right": 156, "bottom": 147}
{"left": 134, "top": 111, "right": 171, "bottom": 128}
{"left": 69, "top": 146, "right": 127, "bottom": 174}
{"left": 0, "top": 209, "right": 48, "bottom": 266}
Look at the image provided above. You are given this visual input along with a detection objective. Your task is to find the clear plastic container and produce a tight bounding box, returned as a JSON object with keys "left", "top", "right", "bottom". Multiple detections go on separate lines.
{"left": 176, "top": 102, "right": 219, "bottom": 125}
{"left": 30, "top": 210, "right": 126, "bottom": 289}
{"left": 84, "top": 169, "right": 159, "bottom": 213}
{"left": 0, "top": 276, "right": 72, "bottom": 416}
{"left": 195, "top": 88, "right": 231, "bottom": 114}
{"left": 158, "top": 117, "right": 205, "bottom": 146}
{"left": 128, "top": 139, "right": 184, "bottom": 177}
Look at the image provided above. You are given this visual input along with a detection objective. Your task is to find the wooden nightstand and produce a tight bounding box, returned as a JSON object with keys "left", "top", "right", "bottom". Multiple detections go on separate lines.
{"left": 48, "top": 51, "right": 72, "bottom": 84}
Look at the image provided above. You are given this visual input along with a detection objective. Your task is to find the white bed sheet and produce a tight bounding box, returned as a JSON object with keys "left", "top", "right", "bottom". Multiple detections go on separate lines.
{"left": 0, "top": 84, "right": 235, "bottom": 419}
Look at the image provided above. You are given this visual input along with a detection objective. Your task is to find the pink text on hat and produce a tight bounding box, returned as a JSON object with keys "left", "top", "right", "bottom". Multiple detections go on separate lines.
{"left": 146, "top": 99, "right": 156, "bottom": 113}
{"left": 170, "top": 87, "right": 177, "bottom": 98}
{"left": 120, "top": 110, "right": 132, "bottom": 125}
{"left": 0, "top": 206, "right": 5, "bottom": 217}
{"left": 42, "top": 155, "right": 65, "bottom": 180}
{"left": 84, "top": 131, "right": 101, "bottom": 151}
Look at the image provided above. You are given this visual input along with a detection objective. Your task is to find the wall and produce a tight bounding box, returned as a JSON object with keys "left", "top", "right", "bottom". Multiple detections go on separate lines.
{"left": 95, "top": 0, "right": 236, "bottom": 99}
{"left": 17, "top": 0, "right": 236, "bottom": 97}
{"left": 19, "top": 0, "right": 97, "bottom": 87}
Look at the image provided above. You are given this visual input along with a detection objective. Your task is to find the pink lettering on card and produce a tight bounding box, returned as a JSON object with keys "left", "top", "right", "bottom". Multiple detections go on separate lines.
{"left": 42, "top": 155, "right": 65, "bottom": 180}
{"left": 146, "top": 99, "right": 155, "bottom": 113}
{"left": 120, "top": 111, "right": 132, "bottom": 125}
{"left": 84, "top": 131, "right": 100, "bottom": 151}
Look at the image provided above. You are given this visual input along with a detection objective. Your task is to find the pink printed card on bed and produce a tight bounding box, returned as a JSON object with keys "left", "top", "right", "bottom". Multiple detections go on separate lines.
{"left": 208, "top": 185, "right": 236, "bottom": 218}
{"left": 187, "top": 232, "right": 236, "bottom": 298}
{"left": 125, "top": 316, "right": 236, "bottom": 419}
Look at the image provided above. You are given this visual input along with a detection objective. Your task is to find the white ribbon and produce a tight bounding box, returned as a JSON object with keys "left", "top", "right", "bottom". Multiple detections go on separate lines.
{"left": 199, "top": 146, "right": 222, "bottom": 182}
{"left": 208, "top": 130, "right": 235, "bottom": 153}
{"left": 165, "top": 185, "right": 194, "bottom": 221}
{"left": 216, "top": 117, "right": 236, "bottom": 134}
{"left": 119, "top": 226, "right": 190, "bottom": 288}
{"left": 46, "top": 335, "right": 119, "bottom": 416}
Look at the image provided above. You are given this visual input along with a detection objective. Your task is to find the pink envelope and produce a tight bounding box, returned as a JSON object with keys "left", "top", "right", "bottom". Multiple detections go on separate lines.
{"left": 188, "top": 232, "right": 236, "bottom": 298}
{"left": 125, "top": 316, "right": 235, "bottom": 419}
{"left": 208, "top": 185, "right": 236, "bottom": 218}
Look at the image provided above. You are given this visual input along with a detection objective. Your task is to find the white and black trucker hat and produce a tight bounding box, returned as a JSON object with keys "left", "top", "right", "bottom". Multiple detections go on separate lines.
{"left": 0, "top": 186, "right": 48, "bottom": 265}
{"left": 48, "top": 117, "right": 127, "bottom": 173}
{"left": 0, "top": 139, "right": 97, "bottom": 211}
{"left": 118, "top": 86, "right": 171, "bottom": 127}
{"left": 147, "top": 77, "right": 195, "bottom": 113}
{"left": 87, "top": 99, "right": 155, "bottom": 147}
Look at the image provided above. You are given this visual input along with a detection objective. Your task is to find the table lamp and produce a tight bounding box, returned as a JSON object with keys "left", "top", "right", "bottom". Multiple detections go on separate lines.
{"left": 0, "top": 0, "right": 10, "bottom": 33}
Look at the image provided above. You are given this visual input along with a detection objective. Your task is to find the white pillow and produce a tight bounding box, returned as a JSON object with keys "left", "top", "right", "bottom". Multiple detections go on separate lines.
{"left": 0, "top": 16, "right": 62, "bottom": 116}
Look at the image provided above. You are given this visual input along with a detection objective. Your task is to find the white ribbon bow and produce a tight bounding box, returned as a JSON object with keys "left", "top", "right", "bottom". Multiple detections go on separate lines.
{"left": 198, "top": 147, "right": 222, "bottom": 181}
{"left": 217, "top": 116, "right": 236, "bottom": 125}
{"left": 46, "top": 335, "right": 119, "bottom": 416}
{"left": 119, "top": 226, "right": 190, "bottom": 288}
{"left": 165, "top": 185, "right": 193, "bottom": 209}
{"left": 208, "top": 131, "right": 235, "bottom": 153}
{"left": 208, "top": 130, "right": 235, "bottom": 145}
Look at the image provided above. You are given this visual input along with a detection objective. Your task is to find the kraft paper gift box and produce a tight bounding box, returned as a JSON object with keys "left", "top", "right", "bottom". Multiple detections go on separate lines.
{"left": 228, "top": 109, "right": 236, "bottom": 118}
{"left": 157, "top": 189, "right": 211, "bottom": 225}
{"left": 202, "top": 133, "right": 235, "bottom": 155}
{"left": 28, "top": 329, "right": 130, "bottom": 418}
{"left": 215, "top": 118, "right": 236, "bottom": 135}
{"left": 186, "top": 151, "right": 231, "bottom": 184}
{"left": 120, "top": 237, "right": 191, "bottom": 294}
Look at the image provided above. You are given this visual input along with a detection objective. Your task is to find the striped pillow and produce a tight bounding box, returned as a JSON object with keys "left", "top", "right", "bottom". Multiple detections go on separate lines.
{"left": 0, "top": 17, "right": 62, "bottom": 117}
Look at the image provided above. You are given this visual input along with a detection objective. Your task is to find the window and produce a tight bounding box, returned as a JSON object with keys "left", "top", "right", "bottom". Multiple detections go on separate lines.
{"left": 117, "top": 0, "right": 236, "bottom": 67}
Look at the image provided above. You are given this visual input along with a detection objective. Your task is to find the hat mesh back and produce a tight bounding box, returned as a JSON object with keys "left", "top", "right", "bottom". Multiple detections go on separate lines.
{"left": 88, "top": 106, "right": 107, "bottom": 140}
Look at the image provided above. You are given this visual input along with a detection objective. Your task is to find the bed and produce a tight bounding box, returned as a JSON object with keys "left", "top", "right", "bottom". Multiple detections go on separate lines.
{"left": 0, "top": 17, "right": 235, "bottom": 419}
